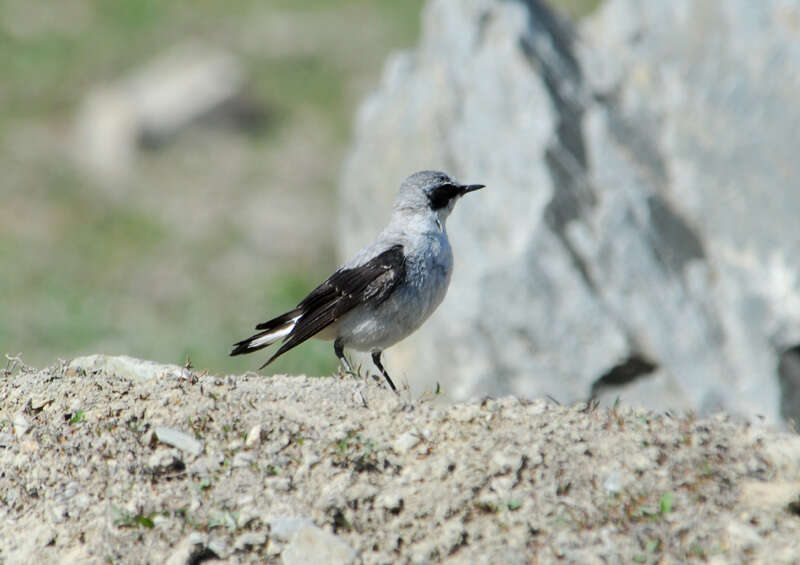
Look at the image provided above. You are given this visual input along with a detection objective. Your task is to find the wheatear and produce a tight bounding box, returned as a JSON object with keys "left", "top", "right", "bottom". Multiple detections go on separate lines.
{"left": 231, "top": 170, "right": 484, "bottom": 391}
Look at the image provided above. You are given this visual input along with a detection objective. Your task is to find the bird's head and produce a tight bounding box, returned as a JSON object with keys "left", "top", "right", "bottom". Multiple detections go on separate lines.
{"left": 394, "top": 170, "right": 485, "bottom": 223}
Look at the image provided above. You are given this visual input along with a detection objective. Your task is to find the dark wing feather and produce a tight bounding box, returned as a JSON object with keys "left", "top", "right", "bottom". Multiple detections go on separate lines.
{"left": 254, "top": 308, "right": 302, "bottom": 331}
{"left": 262, "top": 244, "right": 405, "bottom": 367}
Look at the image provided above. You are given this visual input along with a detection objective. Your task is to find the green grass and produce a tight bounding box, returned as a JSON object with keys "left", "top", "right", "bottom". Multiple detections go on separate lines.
{"left": 69, "top": 409, "right": 85, "bottom": 424}
{"left": 249, "top": 54, "right": 349, "bottom": 137}
{"left": 0, "top": 0, "right": 427, "bottom": 376}
{"left": 0, "top": 0, "right": 599, "bottom": 377}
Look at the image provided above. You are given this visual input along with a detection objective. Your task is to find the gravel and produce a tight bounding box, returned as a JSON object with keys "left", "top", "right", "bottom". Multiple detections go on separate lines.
{"left": 1, "top": 355, "right": 799, "bottom": 563}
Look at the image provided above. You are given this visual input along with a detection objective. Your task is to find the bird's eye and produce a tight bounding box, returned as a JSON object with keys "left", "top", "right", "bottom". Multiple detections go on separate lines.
{"left": 427, "top": 184, "right": 461, "bottom": 210}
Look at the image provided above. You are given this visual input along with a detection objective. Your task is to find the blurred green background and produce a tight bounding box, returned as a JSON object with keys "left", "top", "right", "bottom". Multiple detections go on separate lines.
{"left": 1, "top": 0, "right": 599, "bottom": 376}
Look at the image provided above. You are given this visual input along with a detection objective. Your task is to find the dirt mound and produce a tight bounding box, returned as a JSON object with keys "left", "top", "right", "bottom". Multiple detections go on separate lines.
{"left": 2, "top": 355, "right": 799, "bottom": 563}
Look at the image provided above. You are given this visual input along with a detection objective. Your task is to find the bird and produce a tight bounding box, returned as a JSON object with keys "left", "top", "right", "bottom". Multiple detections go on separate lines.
{"left": 230, "top": 170, "right": 485, "bottom": 391}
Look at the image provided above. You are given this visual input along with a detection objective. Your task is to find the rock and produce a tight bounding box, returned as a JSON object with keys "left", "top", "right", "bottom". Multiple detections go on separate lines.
{"left": 739, "top": 480, "right": 800, "bottom": 512}
{"left": 245, "top": 424, "right": 264, "bottom": 447}
{"left": 3, "top": 523, "right": 57, "bottom": 564}
{"left": 760, "top": 434, "right": 800, "bottom": 474}
{"left": 391, "top": 431, "right": 420, "bottom": 454}
{"left": 69, "top": 354, "right": 191, "bottom": 381}
{"left": 725, "top": 520, "right": 764, "bottom": 555}
{"left": 376, "top": 492, "right": 404, "bottom": 513}
{"left": 61, "top": 481, "right": 79, "bottom": 499}
{"left": 147, "top": 448, "right": 185, "bottom": 474}
{"left": 281, "top": 524, "right": 357, "bottom": 565}
{"left": 50, "top": 504, "right": 68, "bottom": 524}
{"left": 409, "top": 520, "right": 466, "bottom": 563}
{"left": 582, "top": 0, "right": 800, "bottom": 422}
{"left": 489, "top": 449, "right": 523, "bottom": 476}
{"left": 233, "top": 531, "right": 267, "bottom": 551}
{"left": 207, "top": 537, "right": 229, "bottom": 559}
{"left": 778, "top": 347, "right": 800, "bottom": 426}
{"left": 268, "top": 516, "right": 316, "bottom": 542}
{"left": 73, "top": 42, "right": 244, "bottom": 184}
{"left": 232, "top": 451, "right": 255, "bottom": 468}
{"left": 165, "top": 533, "right": 213, "bottom": 565}
{"left": 602, "top": 470, "right": 622, "bottom": 494}
{"left": 188, "top": 453, "right": 223, "bottom": 476}
{"left": 339, "top": 0, "right": 800, "bottom": 424}
{"left": 265, "top": 476, "right": 292, "bottom": 492}
{"left": 13, "top": 412, "right": 30, "bottom": 435}
{"left": 154, "top": 427, "right": 204, "bottom": 457}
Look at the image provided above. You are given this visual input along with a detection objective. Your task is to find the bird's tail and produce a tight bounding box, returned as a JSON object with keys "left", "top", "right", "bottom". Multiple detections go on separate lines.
{"left": 230, "top": 309, "right": 302, "bottom": 361}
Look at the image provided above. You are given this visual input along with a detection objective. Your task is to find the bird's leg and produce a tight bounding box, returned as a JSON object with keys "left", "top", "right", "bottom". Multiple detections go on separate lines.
{"left": 371, "top": 351, "right": 397, "bottom": 392}
{"left": 334, "top": 339, "right": 354, "bottom": 376}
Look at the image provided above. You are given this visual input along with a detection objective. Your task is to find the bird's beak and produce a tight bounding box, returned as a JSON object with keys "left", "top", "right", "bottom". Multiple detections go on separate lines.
{"left": 461, "top": 183, "right": 485, "bottom": 195}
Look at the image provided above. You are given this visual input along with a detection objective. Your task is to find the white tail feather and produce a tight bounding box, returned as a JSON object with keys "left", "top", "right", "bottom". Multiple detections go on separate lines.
{"left": 246, "top": 316, "right": 300, "bottom": 350}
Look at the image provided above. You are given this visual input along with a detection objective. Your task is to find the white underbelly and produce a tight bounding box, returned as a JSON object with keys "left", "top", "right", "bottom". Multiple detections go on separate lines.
{"left": 312, "top": 230, "right": 453, "bottom": 352}
{"left": 336, "top": 262, "right": 451, "bottom": 351}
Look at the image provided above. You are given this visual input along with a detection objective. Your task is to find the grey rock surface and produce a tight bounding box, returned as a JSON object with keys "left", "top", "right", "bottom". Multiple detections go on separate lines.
{"left": 282, "top": 524, "right": 357, "bottom": 565}
{"left": 1, "top": 355, "right": 800, "bottom": 563}
{"left": 154, "top": 427, "right": 204, "bottom": 457}
{"left": 338, "top": 0, "right": 800, "bottom": 423}
{"left": 269, "top": 516, "right": 316, "bottom": 542}
{"left": 70, "top": 354, "right": 192, "bottom": 381}
{"left": 164, "top": 533, "right": 214, "bottom": 565}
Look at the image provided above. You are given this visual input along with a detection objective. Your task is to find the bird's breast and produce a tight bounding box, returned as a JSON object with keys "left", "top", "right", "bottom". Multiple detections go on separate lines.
{"left": 334, "top": 231, "right": 454, "bottom": 351}
{"left": 404, "top": 232, "right": 453, "bottom": 310}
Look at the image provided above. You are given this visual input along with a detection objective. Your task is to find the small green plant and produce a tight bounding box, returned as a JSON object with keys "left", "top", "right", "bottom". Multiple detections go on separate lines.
{"left": 175, "top": 506, "right": 206, "bottom": 531}
{"left": 331, "top": 508, "right": 352, "bottom": 533}
{"left": 190, "top": 477, "right": 212, "bottom": 493}
{"left": 659, "top": 492, "right": 674, "bottom": 515}
{"left": 689, "top": 544, "right": 706, "bottom": 558}
{"left": 332, "top": 431, "right": 383, "bottom": 472}
{"left": 69, "top": 410, "right": 85, "bottom": 424}
{"left": 507, "top": 500, "right": 521, "bottom": 511}
{"left": 634, "top": 538, "right": 662, "bottom": 562}
{"left": 699, "top": 459, "right": 714, "bottom": 476}
{"left": 335, "top": 436, "right": 350, "bottom": 453}
{"left": 112, "top": 506, "right": 156, "bottom": 529}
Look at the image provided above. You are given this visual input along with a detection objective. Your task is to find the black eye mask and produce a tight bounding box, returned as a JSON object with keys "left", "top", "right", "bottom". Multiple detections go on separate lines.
{"left": 427, "top": 183, "right": 463, "bottom": 210}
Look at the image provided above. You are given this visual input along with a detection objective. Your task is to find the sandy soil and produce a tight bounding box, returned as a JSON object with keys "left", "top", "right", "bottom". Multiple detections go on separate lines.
{"left": 1, "top": 354, "right": 799, "bottom": 564}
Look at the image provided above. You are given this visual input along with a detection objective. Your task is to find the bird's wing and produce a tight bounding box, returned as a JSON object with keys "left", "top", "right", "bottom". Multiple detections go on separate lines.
{"left": 263, "top": 244, "right": 406, "bottom": 365}
{"left": 254, "top": 309, "right": 303, "bottom": 331}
